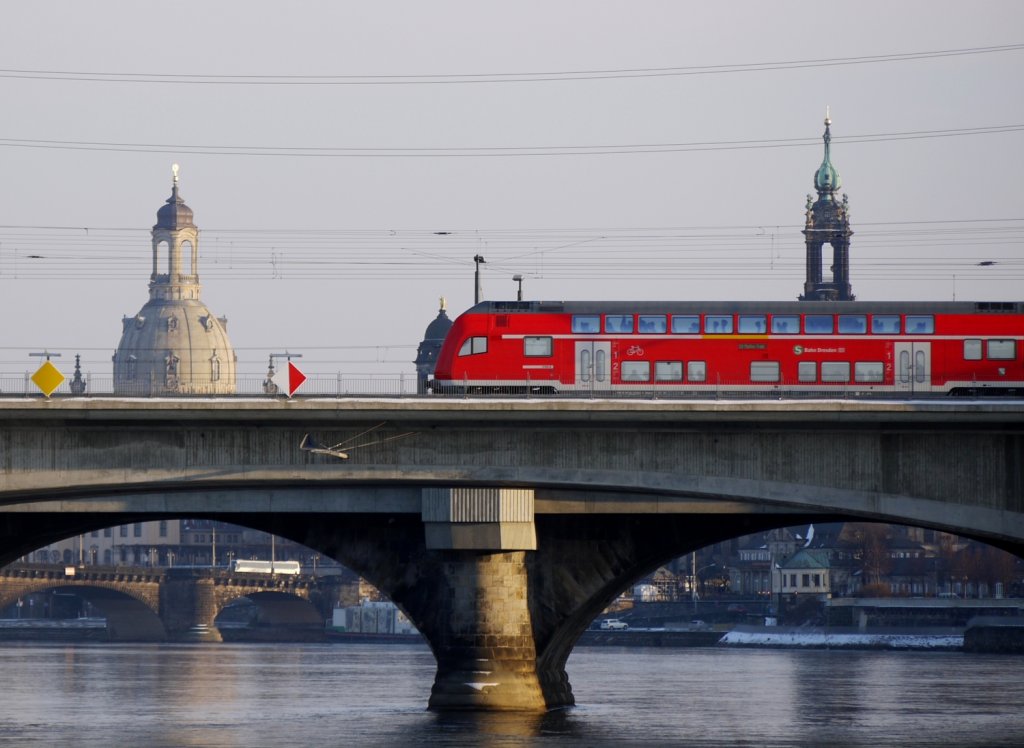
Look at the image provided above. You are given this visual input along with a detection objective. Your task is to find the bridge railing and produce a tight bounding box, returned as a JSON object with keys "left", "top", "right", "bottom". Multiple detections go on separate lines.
{"left": 0, "top": 372, "right": 978, "bottom": 400}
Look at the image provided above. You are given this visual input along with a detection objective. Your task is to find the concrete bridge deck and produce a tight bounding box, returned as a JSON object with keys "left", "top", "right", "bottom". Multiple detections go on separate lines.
{"left": 1, "top": 397, "right": 1021, "bottom": 710}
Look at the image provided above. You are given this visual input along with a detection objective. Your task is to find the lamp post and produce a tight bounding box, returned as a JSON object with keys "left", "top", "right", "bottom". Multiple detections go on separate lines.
{"left": 474, "top": 254, "right": 486, "bottom": 304}
{"left": 691, "top": 555, "right": 718, "bottom": 612}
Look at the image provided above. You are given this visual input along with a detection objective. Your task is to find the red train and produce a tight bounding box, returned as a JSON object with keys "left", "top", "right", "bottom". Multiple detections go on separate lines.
{"left": 432, "top": 300, "right": 1024, "bottom": 396}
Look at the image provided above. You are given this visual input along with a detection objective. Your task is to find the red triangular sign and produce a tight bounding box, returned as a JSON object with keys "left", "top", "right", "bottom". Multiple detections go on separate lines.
{"left": 271, "top": 360, "right": 307, "bottom": 397}
{"left": 287, "top": 361, "right": 307, "bottom": 397}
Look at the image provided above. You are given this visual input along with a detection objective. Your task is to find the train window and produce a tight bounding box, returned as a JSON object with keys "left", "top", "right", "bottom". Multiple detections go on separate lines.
{"left": 655, "top": 361, "right": 683, "bottom": 381}
{"left": 671, "top": 315, "right": 700, "bottom": 333}
{"left": 687, "top": 361, "right": 707, "bottom": 382}
{"left": 458, "top": 336, "right": 488, "bottom": 356}
{"left": 523, "top": 336, "right": 552, "bottom": 357}
{"left": 572, "top": 315, "right": 600, "bottom": 333}
{"left": 872, "top": 315, "right": 900, "bottom": 334}
{"left": 798, "top": 361, "right": 817, "bottom": 382}
{"left": 604, "top": 315, "right": 634, "bottom": 333}
{"left": 705, "top": 315, "right": 733, "bottom": 334}
{"left": 805, "top": 315, "right": 834, "bottom": 334}
{"left": 964, "top": 339, "right": 982, "bottom": 360}
{"left": 838, "top": 315, "right": 867, "bottom": 334}
{"left": 905, "top": 315, "right": 935, "bottom": 334}
{"left": 771, "top": 315, "right": 799, "bottom": 333}
{"left": 738, "top": 315, "right": 767, "bottom": 334}
{"left": 821, "top": 362, "right": 850, "bottom": 382}
{"left": 621, "top": 361, "right": 650, "bottom": 381}
{"left": 987, "top": 340, "right": 1017, "bottom": 360}
{"left": 750, "top": 361, "right": 780, "bottom": 382}
{"left": 855, "top": 362, "right": 884, "bottom": 382}
{"left": 638, "top": 315, "right": 667, "bottom": 334}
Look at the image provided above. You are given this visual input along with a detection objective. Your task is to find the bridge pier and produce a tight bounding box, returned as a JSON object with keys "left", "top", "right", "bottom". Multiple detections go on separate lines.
{"left": 295, "top": 505, "right": 786, "bottom": 712}
{"left": 425, "top": 550, "right": 563, "bottom": 710}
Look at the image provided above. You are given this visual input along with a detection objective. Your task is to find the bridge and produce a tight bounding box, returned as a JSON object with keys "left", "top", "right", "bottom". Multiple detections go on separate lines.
{"left": 0, "top": 563, "right": 332, "bottom": 641}
{"left": 1, "top": 397, "right": 1021, "bottom": 710}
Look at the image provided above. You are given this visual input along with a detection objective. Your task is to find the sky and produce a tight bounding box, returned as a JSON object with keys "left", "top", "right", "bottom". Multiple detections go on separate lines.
{"left": 0, "top": 1, "right": 1022, "bottom": 380}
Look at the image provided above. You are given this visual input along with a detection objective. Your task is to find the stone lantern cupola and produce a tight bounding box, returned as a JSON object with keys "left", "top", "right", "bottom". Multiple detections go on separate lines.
{"left": 800, "top": 108, "right": 855, "bottom": 301}
{"left": 113, "top": 166, "right": 237, "bottom": 395}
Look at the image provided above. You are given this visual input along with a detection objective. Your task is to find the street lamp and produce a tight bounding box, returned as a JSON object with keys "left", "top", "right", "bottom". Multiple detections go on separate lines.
{"left": 474, "top": 254, "right": 486, "bottom": 304}
{"left": 513, "top": 274, "right": 524, "bottom": 301}
{"left": 691, "top": 556, "right": 718, "bottom": 612}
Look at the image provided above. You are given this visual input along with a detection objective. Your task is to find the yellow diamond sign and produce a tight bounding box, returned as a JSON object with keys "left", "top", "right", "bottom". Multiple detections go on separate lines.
{"left": 31, "top": 360, "right": 66, "bottom": 397}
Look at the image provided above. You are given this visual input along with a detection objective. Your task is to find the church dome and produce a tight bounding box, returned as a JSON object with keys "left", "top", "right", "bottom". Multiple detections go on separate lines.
{"left": 422, "top": 303, "right": 453, "bottom": 343}
{"left": 113, "top": 166, "right": 236, "bottom": 395}
{"left": 114, "top": 300, "right": 235, "bottom": 395}
{"left": 414, "top": 298, "right": 454, "bottom": 393}
{"left": 155, "top": 166, "right": 195, "bottom": 230}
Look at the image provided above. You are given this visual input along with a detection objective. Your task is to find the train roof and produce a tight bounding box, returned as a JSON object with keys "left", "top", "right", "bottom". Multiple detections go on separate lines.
{"left": 467, "top": 300, "right": 1024, "bottom": 315}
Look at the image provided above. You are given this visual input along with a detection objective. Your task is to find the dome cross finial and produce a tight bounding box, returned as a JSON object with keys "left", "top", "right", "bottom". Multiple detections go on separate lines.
{"left": 172, "top": 163, "right": 180, "bottom": 185}
{"left": 824, "top": 105, "right": 831, "bottom": 128}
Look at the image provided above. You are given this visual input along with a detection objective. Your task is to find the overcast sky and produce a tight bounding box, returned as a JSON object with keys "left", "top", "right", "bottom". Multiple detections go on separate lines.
{"left": 1, "top": 1, "right": 1021, "bottom": 379}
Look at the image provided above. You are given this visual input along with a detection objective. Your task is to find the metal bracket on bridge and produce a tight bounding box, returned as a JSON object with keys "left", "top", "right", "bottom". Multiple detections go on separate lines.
{"left": 421, "top": 487, "right": 536, "bottom": 551}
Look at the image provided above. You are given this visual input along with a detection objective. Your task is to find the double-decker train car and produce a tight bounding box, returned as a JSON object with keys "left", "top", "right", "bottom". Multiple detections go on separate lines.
{"left": 432, "top": 300, "right": 1024, "bottom": 396}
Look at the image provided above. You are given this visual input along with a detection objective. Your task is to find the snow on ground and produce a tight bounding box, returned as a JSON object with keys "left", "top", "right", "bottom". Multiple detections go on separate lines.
{"left": 720, "top": 626, "right": 962, "bottom": 650}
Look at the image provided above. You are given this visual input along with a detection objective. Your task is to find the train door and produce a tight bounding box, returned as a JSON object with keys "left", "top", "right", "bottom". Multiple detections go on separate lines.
{"left": 895, "top": 342, "right": 932, "bottom": 393}
{"left": 575, "top": 341, "right": 612, "bottom": 391}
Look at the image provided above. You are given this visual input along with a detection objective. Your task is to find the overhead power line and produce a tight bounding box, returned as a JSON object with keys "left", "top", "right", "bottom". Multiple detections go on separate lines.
{"left": 0, "top": 43, "right": 1020, "bottom": 85}
{"left": 0, "top": 124, "right": 1020, "bottom": 158}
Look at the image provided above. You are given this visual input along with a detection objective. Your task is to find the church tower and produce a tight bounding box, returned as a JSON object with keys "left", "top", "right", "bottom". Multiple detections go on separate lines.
{"left": 800, "top": 109, "right": 855, "bottom": 301}
{"left": 113, "top": 166, "right": 237, "bottom": 395}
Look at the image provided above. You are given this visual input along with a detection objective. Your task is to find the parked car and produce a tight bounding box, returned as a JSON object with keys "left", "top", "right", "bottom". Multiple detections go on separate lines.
{"left": 599, "top": 618, "right": 628, "bottom": 630}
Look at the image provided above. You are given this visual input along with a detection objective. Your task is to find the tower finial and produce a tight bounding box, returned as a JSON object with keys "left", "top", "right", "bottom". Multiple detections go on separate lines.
{"left": 439, "top": 295, "right": 447, "bottom": 312}
{"left": 172, "top": 163, "right": 180, "bottom": 185}
{"left": 824, "top": 105, "right": 831, "bottom": 128}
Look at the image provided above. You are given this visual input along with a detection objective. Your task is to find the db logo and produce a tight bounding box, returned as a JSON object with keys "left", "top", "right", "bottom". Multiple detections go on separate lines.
{"left": 793, "top": 345, "right": 804, "bottom": 355}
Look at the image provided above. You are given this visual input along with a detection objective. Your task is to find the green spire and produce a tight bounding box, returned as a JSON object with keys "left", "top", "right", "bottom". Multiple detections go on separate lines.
{"left": 813, "top": 106, "right": 842, "bottom": 197}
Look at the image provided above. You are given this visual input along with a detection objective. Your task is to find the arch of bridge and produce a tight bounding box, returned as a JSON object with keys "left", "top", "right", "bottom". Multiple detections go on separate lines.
{"left": 0, "top": 568, "right": 162, "bottom": 617}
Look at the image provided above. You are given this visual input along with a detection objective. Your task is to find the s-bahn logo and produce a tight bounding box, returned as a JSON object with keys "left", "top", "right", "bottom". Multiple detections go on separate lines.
{"left": 793, "top": 345, "right": 803, "bottom": 355}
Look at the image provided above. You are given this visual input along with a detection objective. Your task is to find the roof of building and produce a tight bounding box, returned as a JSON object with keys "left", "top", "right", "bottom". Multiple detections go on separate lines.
{"left": 781, "top": 548, "right": 831, "bottom": 570}
{"left": 813, "top": 109, "right": 842, "bottom": 196}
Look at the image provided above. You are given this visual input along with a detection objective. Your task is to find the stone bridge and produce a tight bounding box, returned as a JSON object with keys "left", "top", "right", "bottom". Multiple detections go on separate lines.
{"left": 0, "top": 564, "right": 327, "bottom": 641}
{"left": 1, "top": 397, "right": 1022, "bottom": 710}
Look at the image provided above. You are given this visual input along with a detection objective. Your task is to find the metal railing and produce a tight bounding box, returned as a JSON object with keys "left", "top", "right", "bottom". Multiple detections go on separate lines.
{"left": 0, "top": 372, "right": 1007, "bottom": 400}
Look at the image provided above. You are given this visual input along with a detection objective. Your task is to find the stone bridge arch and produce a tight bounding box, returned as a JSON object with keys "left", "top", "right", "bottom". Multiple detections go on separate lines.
{"left": 193, "top": 577, "right": 327, "bottom": 641}
{"left": 0, "top": 566, "right": 166, "bottom": 640}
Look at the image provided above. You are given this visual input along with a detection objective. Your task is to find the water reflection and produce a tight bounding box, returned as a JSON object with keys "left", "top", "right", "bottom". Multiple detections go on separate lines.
{"left": 1, "top": 643, "right": 1023, "bottom": 747}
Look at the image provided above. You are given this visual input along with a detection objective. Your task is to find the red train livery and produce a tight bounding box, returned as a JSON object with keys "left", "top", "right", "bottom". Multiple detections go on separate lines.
{"left": 432, "top": 300, "right": 1024, "bottom": 396}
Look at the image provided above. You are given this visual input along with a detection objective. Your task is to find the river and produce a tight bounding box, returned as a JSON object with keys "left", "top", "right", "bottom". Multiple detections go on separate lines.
{"left": 0, "top": 642, "right": 1021, "bottom": 747}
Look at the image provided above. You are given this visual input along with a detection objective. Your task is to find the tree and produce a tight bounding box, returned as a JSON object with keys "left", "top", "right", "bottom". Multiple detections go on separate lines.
{"left": 843, "top": 523, "right": 892, "bottom": 587}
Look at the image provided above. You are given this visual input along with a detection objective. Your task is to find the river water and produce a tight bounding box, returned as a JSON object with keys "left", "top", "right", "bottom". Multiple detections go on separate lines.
{"left": 0, "top": 642, "right": 1021, "bottom": 747}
